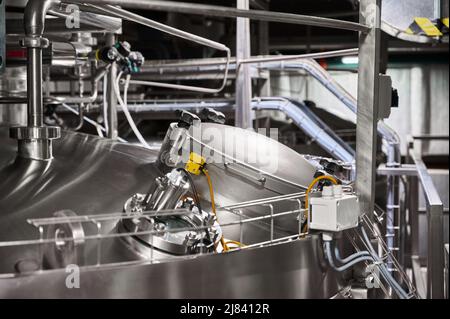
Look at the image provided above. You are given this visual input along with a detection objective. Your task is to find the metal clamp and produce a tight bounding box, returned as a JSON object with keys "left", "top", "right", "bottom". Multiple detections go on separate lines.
{"left": 9, "top": 126, "right": 61, "bottom": 160}
{"left": 20, "top": 36, "right": 50, "bottom": 49}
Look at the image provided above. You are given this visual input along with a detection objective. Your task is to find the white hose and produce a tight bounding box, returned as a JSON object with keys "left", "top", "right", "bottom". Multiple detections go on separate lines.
{"left": 89, "top": 4, "right": 232, "bottom": 94}
{"left": 113, "top": 71, "right": 150, "bottom": 148}
{"left": 125, "top": 49, "right": 231, "bottom": 94}
{"left": 60, "top": 103, "right": 128, "bottom": 143}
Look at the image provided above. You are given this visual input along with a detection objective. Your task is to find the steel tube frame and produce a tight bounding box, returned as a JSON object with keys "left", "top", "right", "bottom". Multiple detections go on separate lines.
{"left": 27, "top": 48, "right": 43, "bottom": 127}
{"left": 378, "top": 144, "right": 446, "bottom": 299}
{"left": 105, "top": 33, "right": 118, "bottom": 139}
{"left": 72, "top": 0, "right": 370, "bottom": 33}
{"left": 355, "top": 0, "right": 382, "bottom": 219}
{"left": 409, "top": 148, "right": 445, "bottom": 299}
{"left": 235, "top": 0, "right": 253, "bottom": 129}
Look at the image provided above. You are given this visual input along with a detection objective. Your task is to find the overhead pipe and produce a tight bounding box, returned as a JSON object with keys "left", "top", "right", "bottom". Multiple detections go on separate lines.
{"left": 64, "top": 97, "right": 355, "bottom": 163}
{"left": 10, "top": 0, "right": 233, "bottom": 156}
{"left": 252, "top": 97, "right": 355, "bottom": 164}
{"left": 73, "top": 0, "right": 370, "bottom": 33}
{"left": 82, "top": 4, "right": 232, "bottom": 94}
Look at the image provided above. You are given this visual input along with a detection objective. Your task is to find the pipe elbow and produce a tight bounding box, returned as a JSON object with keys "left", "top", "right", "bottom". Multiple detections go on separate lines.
{"left": 24, "top": 0, "right": 60, "bottom": 37}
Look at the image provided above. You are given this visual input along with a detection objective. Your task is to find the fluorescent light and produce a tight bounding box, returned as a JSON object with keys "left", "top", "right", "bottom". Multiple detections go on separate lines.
{"left": 341, "top": 56, "right": 359, "bottom": 65}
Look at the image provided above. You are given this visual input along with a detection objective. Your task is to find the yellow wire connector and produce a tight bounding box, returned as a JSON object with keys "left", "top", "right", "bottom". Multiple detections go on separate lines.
{"left": 185, "top": 152, "right": 206, "bottom": 175}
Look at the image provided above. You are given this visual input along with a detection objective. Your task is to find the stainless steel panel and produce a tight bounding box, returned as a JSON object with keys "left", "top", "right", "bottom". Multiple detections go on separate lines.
{"left": 186, "top": 123, "right": 318, "bottom": 234}
{"left": 0, "top": 127, "right": 160, "bottom": 273}
{"left": 0, "top": 126, "right": 339, "bottom": 298}
{"left": 381, "top": 0, "right": 444, "bottom": 43}
{"left": 0, "top": 238, "right": 339, "bottom": 299}
{"left": 382, "top": 0, "right": 436, "bottom": 32}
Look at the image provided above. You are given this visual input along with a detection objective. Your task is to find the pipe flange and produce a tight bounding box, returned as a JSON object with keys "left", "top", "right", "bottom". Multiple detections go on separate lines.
{"left": 20, "top": 36, "right": 50, "bottom": 49}
{"left": 10, "top": 126, "right": 61, "bottom": 140}
{"left": 44, "top": 210, "right": 86, "bottom": 269}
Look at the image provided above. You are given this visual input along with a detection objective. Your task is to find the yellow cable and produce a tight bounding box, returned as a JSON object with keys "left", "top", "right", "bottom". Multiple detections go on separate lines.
{"left": 202, "top": 168, "right": 231, "bottom": 252}
{"left": 225, "top": 240, "right": 246, "bottom": 249}
{"left": 302, "top": 175, "right": 338, "bottom": 234}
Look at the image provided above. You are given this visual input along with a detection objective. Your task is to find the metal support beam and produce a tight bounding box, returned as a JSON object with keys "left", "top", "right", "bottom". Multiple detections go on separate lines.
{"left": 105, "top": 33, "right": 118, "bottom": 139}
{"left": 235, "top": 0, "right": 253, "bottom": 129}
{"left": 356, "top": 0, "right": 382, "bottom": 219}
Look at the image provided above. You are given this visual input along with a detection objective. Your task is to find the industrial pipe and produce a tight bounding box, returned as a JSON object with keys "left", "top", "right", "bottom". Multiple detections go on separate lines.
{"left": 72, "top": 0, "right": 370, "bottom": 33}
{"left": 252, "top": 97, "right": 355, "bottom": 164}
{"left": 9, "top": 0, "right": 61, "bottom": 160}
{"left": 47, "top": 64, "right": 110, "bottom": 104}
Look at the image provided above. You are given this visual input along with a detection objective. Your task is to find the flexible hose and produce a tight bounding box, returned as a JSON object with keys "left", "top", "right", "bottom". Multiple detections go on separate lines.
{"left": 114, "top": 71, "right": 150, "bottom": 148}
{"left": 203, "top": 168, "right": 230, "bottom": 252}
{"left": 325, "top": 239, "right": 407, "bottom": 299}
{"left": 325, "top": 241, "right": 374, "bottom": 272}
{"left": 360, "top": 226, "right": 410, "bottom": 299}
{"left": 126, "top": 49, "right": 231, "bottom": 94}
{"left": 334, "top": 245, "right": 372, "bottom": 264}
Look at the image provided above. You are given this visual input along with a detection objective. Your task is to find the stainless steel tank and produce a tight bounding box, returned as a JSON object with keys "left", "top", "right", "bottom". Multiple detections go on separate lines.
{"left": 0, "top": 125, "right": 340, "bottom": 298}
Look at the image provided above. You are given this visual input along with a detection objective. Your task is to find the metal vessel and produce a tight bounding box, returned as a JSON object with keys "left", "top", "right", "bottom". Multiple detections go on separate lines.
{"left": 0, "top": 0, "right": 442, "bottom": 300}
{"left": 0, "top": 125, "right": 340, "bottom": 298}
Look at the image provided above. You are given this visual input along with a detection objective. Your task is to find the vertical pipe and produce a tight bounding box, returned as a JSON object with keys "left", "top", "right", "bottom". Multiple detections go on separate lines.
{"left": 235, "top": 0, "right": 253, "bottom": 129}
{"left": 356, "top": 0, "right": 382, "bottom": 219}
{"left": 106, "top": 33, "right": 118, "bottom": 139}
{"left": 27, "top": 47, "right": 44, "bottom": 127}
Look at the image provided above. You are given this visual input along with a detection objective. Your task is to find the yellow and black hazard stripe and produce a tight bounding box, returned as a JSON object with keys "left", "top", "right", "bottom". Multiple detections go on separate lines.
{"left": 440, "top": 17, "right": 449, "bottom": 33}
{"left": 406, "top": 17, "right": 449, "bottom": 37}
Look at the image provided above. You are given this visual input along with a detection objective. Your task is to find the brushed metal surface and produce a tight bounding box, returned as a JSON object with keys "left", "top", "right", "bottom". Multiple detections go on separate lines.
{"left": 0, "top": 237, "right": 340, "bottom": 299}
{"left": 0, "top": 126, "right": 339, "bottom": 298}
{"left": 381, "top": 0, "right": 445, "bottom": 43}
{"left": 0, "top": 127, "right": 160, "bottom": 273}
{"left": 188, "top": 123, "right": 318, "bottom": 235}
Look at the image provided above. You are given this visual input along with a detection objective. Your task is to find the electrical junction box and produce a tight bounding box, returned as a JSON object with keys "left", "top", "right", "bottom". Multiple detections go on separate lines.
{"left": 309, "top": 185, "right": 360, "bottom": 232}
{"left": 378, "top": 74, "right": 393, "bottom": 119}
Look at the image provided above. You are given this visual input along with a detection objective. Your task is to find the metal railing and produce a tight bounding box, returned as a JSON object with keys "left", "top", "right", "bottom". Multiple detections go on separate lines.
{"left": 0, "top": 188, "right": 419, "bottom": 299}
{"left": 377, "top": 136, "right": 447, "bottom": 299}
{"left": 0, "top": 192, "right": 308, "bottom": 278}
{"left": 351, "top": 214, "right": 418, "bottom": 299}
{"left": 408, "top": 140, "right": 446, "bottom": 299}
